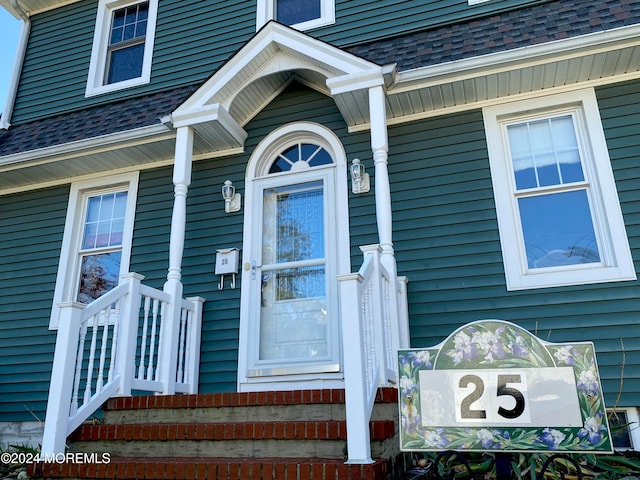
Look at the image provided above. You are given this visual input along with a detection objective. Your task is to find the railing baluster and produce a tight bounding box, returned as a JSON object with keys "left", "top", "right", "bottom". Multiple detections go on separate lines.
{"left": 182, "top": 309, "right": 193, "bottom": 384}
{"left": 70, "top": 322, "right": 87, "bottom": 416}
{"left": 107, "top": 299, "right": 120, "bottom": 384}
{"left": 138, "top": 295, "right": 151, "bottom": 379}
{"left": 176, "top": 307, "right": 187, "bottom": 384}
{"left": 96, "top": 307, "right": 111, "bottom": 392}
{"left": 83, "top": 314, "right": 100, "bottom": 405}
{"left": 148, "top": 298, "right": 160, "bottom": 381}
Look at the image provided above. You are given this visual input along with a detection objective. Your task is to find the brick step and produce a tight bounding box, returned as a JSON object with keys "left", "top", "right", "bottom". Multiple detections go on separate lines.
{"left": 28, "top": 456, "right": 393, "bottom": 480}
{"left": 71, "top": 420, "right": 396, "bottom": 442}
{"left": 100, "top": 388, "right": 398, "bottom": 425}
{"left": 69, "top": 421, "right": 396, "bottom": 459}
{"left": 28, "top": 389, "right": 402, "bottom": 479}
{"left": 105, "top": 388, "right": 369, "bottom": 411}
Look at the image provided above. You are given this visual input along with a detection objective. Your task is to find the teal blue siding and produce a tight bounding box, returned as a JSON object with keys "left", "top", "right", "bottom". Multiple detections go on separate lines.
{"left": 0, "top": 186, "right": 68, "bottom": 423}
{"left": 2, "top": 76, "right": 637, "bottom": 423}
{"left": 389, "top": 99, "right": 640, "bottom": 407}
{"left": 12, "top": 0, "right": 547, "bottom": 124}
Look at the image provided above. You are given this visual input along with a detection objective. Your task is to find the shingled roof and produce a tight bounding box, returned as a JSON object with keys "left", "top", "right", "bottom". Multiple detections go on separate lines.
{"left": 1, "top": 0, "right": 638, "bottom": 159}
{"left": 348, "top": 0, "right": 640, "bottom": 70}
{"left": 0, "top": 86, "right": 198, "bottom": 158}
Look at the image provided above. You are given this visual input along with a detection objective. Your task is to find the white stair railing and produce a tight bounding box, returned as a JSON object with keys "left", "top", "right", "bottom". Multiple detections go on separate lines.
{"left": 41, "top": 273, "right": 204, "bottom": 455}
{"left": 337, "top": 244, "right": 409, "bottom": 464}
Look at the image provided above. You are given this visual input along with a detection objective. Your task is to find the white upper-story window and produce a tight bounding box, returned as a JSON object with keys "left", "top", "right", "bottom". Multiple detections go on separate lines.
{"left": 483, "top": 89, "right": 636, "bottom": 290}
{"left": 86, "top": 0, "right": 158, "bottom": 97}
{"left": 50, "top": 173, "right": 139, "bottom": 329}
{"left": 257, "top": 0, "right": 335, "bottom": 31}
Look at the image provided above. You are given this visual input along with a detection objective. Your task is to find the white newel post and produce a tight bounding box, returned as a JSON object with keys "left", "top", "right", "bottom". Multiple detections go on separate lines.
{"left": 185, "top": 296, "right": 205, "bottom": 393}
{"left": 337, "top": 271, "right": 373, "bottom": 464}
{"left": 42, "top": 302, "right": 84, "bottom": 455}
{"left": 160, "top": 126, "right": 193, "bottom": 395}
{"left": 115, "top": 273, "right": 144, "bottom": 396}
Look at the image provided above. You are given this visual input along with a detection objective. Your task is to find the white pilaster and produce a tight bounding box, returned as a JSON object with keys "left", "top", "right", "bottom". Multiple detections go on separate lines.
{"left": 161, "top": 126, "right": 193, "bottom": 394}
{"left": 368, "top": 85, "right": 396, "bottom": 277}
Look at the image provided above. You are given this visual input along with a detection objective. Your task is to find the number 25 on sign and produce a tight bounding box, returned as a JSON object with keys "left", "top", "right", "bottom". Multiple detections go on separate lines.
{"left": 453, "top": 371, "right": 531, "bottom": 424}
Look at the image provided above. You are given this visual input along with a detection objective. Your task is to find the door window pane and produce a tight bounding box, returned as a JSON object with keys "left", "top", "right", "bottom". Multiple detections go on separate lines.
{"left": 518, "top": 190, "right": 600, "bottom": 269}
{"left": 259, "top": 180, "right": 328, "bottom": 362}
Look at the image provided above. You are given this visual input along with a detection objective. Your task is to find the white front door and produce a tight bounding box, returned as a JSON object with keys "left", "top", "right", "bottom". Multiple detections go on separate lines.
{"left": 239, "top": 124, "right": 350, "bottom": 389}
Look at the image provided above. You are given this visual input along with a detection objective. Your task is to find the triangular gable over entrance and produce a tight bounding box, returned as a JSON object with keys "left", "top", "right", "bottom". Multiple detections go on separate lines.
{"left": 171, "top": 21, "right": 392, "bottom": 156}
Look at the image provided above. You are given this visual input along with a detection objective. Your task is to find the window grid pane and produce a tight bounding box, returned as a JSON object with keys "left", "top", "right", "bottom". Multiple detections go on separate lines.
{"left": 508, "top": 115, "right": 584, "bottom": 191}
{"left": 109, "top": 2, "right": 149, "bottom": 46}
{"left": 81, "top": 192, "right": 127, "bottom": 250}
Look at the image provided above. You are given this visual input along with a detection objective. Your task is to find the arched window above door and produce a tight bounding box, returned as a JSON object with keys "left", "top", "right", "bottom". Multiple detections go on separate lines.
{"left": 268, "top": 143, "right": 333, "bottom": 174}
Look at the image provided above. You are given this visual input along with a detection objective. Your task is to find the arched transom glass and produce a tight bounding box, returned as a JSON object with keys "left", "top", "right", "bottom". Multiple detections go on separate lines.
{"left": 268, "top": 143, "right": 333, "bottom": 174}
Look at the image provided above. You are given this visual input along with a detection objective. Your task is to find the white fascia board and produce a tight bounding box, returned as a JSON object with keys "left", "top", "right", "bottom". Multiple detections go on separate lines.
{"left": 269, "top": 26, "right": 375, "bottom": 73}
{"left": 392, "top": 23, "right": 640, "bottom": 93}
{"left": 327, "top": 68, "right": 386, "bottom": 95}
{"left": 0, "top": 124, "right": 174, "bottom": 169}
{"left": 176, "top": 22, "right": 381, "bottom": 112}
{"left": 1, "top": 0, "right": 80, "bottom": 16}
{"left": 172, "top": 103, "right": 247, "bottom": 143}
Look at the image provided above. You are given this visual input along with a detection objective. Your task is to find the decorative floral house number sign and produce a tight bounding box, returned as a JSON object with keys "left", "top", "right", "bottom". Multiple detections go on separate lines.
{"left": 398, "top": 320, "right": 613, "bottom": 453}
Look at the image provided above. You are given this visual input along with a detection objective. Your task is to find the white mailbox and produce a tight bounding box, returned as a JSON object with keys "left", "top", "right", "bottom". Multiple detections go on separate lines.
{"left": 215, "top": 248, "right": 239, "bottom": 289}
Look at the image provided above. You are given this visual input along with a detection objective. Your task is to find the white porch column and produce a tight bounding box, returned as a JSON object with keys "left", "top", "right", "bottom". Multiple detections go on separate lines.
{"left": 160, "top": 126, "right": 193, "bottom": 394}
{"left": 369, "top": 85, "right": 396, "bottom": 277}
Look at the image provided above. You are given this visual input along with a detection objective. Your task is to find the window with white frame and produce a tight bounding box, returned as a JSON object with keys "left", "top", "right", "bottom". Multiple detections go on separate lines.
{"left": 49, "top": 173, "right": 138, "bottom": 329}
{"left": 257, "top": 0, "right": 334, "bottom": 31}
{"left": 86, "top": 0, "right": 158, "bottom": 97}
{"left": 608, "top": 408, "right": 640, "bottom": 451}
{"left": 483, "top": 89, "right": 636, "bottom": 290}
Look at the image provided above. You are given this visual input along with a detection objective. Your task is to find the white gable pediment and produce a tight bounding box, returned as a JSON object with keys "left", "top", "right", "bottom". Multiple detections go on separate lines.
{"left": 171, "top": 21, "right": 390, "bottom": 156}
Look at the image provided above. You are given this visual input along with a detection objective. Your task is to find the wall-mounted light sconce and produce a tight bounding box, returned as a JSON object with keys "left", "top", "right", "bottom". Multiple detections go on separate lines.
{"left": 350, "top": 158, "right": 370, "bottom": 194}
{"left": 222, "top": 180, "right": 241, "bottom": 213}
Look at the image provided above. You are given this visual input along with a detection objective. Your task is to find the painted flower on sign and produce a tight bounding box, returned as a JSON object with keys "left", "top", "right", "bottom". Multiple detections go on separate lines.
{"left": 577, "top": 369, "right": 600, "bottom": 398}
{"left": 537, "top": 428, "right": 566, "bottom": 450}
{"left": 423, "top": 429, "right": 449, "bottom": 448}
{"left": 579, "top": 414, "right": 607, "bottom": 446}
{"left": 477, "top": 429, "right": 498, "bottom": 449}
{"left": 446, "top": 330, "right": 478, "bottom": 364}
{"left": 554, "top": 345, "right": 579, "bottom": 365}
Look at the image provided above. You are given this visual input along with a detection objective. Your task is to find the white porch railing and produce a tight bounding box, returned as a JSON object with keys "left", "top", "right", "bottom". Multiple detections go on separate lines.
{"left": 337, "top": 244, "right": 409, "bottom": 464}
{"left": 41, "top": 273, "right": 204, "bottom": 455}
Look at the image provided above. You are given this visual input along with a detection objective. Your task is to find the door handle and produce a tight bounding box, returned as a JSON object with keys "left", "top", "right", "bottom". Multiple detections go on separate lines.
{"left": 250, "top": 260, "right": 262, "bottom": 280}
